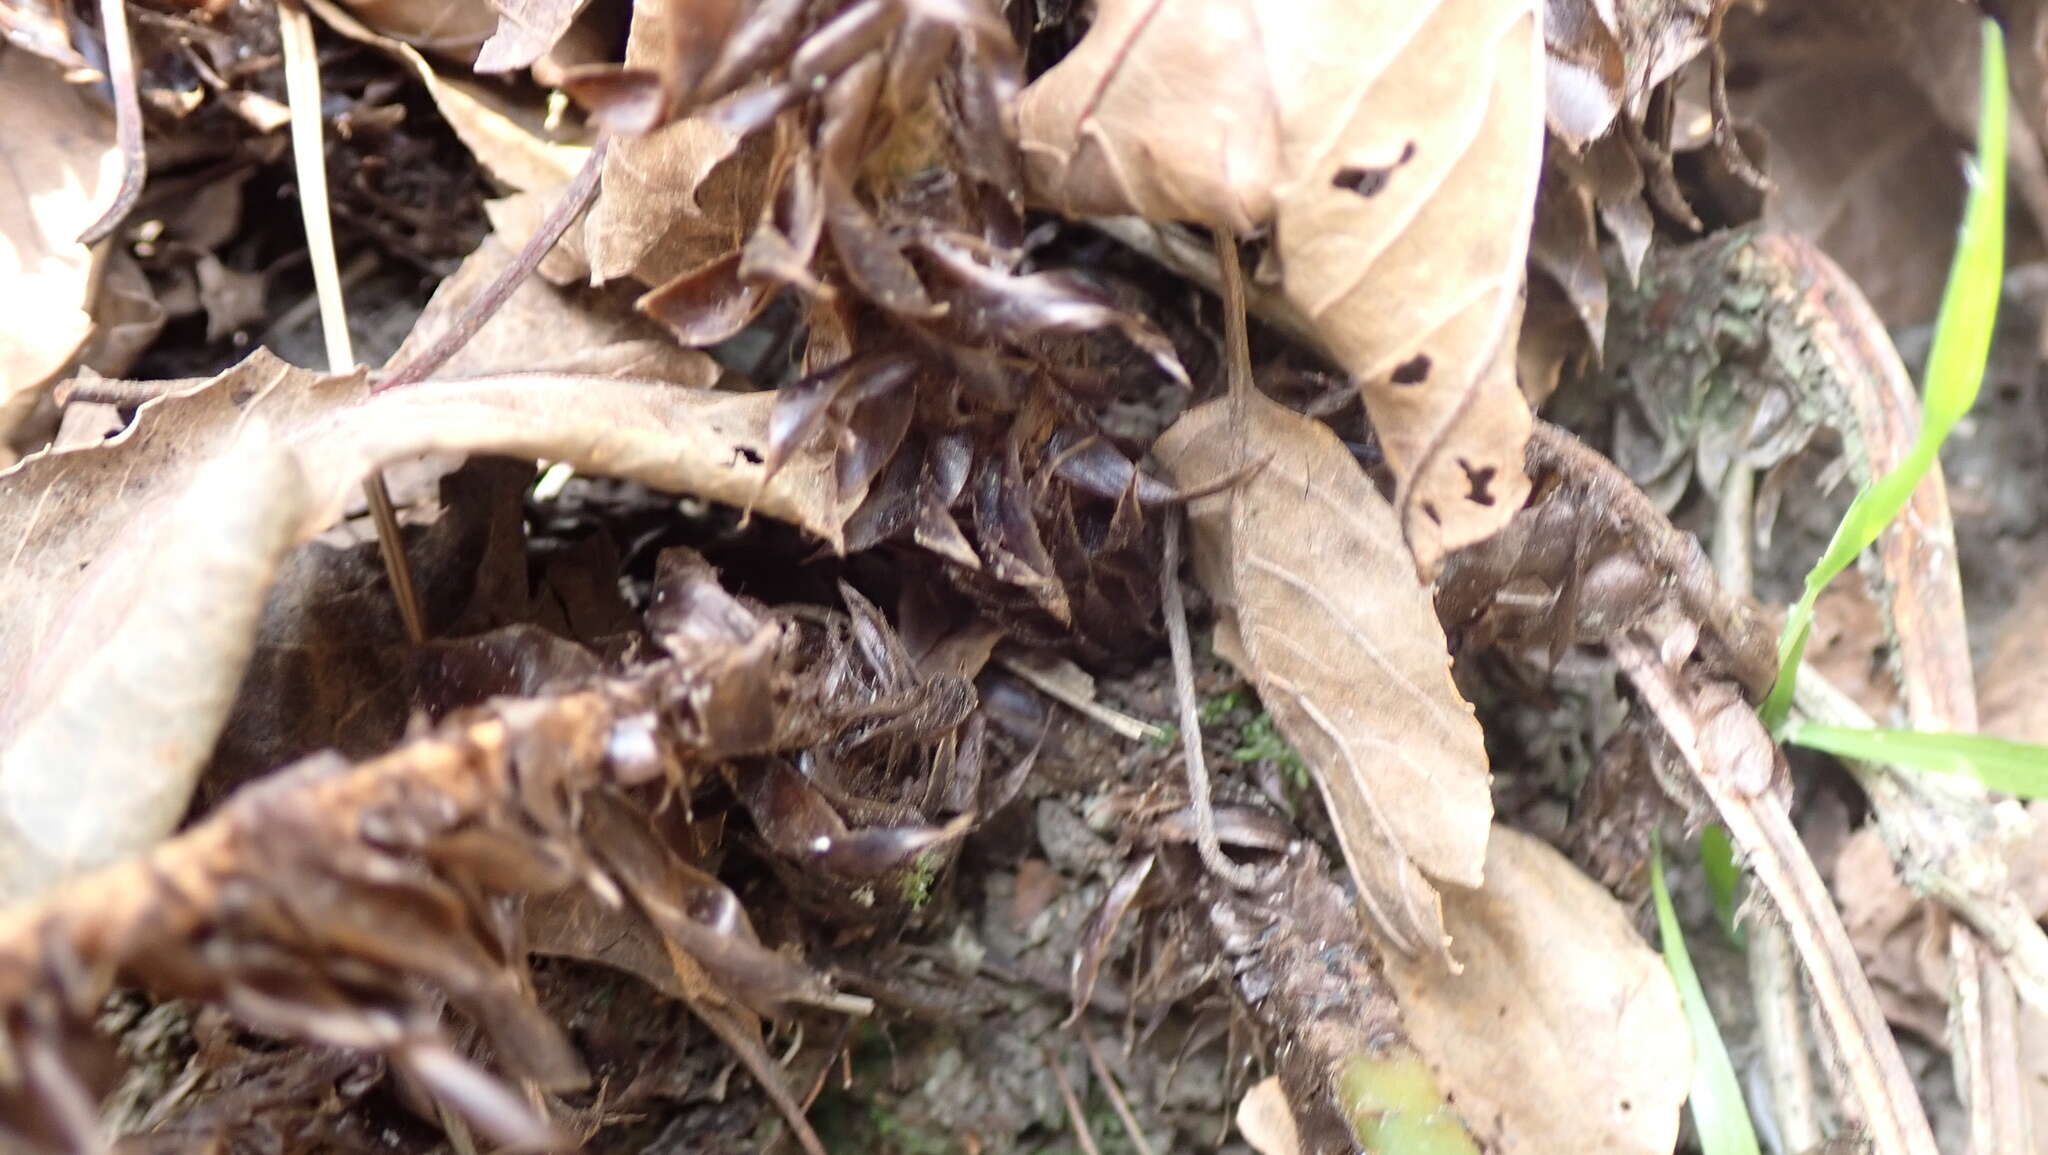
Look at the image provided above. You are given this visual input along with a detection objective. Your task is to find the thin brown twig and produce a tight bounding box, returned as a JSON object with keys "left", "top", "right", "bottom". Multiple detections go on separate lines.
{"left": 52, "top": 375, "right": 182, "bottom": 408}
{"left": 1044, "top": 1046, "right": 1104, "bottom": 1155}
{"left": 1079, "top": 1027, "right": 1158, "bottom": 1155}
{"left": 1149, "top": 229, "right": 1278, "bottom": 893}
{"left": 76, "top": 0, "right": 145, "bottom": 245}
{"left": 276, "top": 0, "right": 426, "bottom": 644}
{"left": 1161, "top": 512, "right": 1269, "bottom": 892}
{"left": 996, "top": 655, "right": 1166, "bottom": 744}
{"left": 1712, "top": 465, "right": 1820, "bottom": 1152}
{"left": 370, "top": 137, "right": 609, "bottom": 394}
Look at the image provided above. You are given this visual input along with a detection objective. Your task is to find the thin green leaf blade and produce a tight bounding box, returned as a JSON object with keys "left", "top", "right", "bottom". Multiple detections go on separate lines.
{"left": 1787, "top": 722, "right": 2048, "bottom": 797}
{"left": 1651, "top": 833, "right": 1761, "bottom": 1155}
{"left": 1700, "top": 824, "right": 1745, "bottom": 946}
{"left": 1761, "top": 18, "right": 2008, "bottom": 730}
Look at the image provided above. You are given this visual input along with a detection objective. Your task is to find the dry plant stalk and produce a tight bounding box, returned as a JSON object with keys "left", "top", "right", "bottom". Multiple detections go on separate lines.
{"left": 1611, "top": 636, "right": 1938, "bottom": 1155}
{"left": 276, "top": 0, "right": 424, "bottom": 643}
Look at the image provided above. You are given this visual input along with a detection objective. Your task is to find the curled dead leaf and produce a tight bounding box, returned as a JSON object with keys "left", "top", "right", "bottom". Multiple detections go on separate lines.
{"left": 0, "top": 350, "right": 850, "bottom": 900}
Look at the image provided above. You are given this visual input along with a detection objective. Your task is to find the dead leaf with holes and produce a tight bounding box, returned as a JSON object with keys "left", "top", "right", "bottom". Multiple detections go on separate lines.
{"left": 0, "top": 51, "right": 120, "bottom": 445}
{"left": 0, "top": 348, "right": 847, "bottom": 901}
{"left": 1154, "top": 390, "right": 1491, "bottom": 960}
{"left": 1378, "top": 826, "right": 1692, "bottom": 1154}
{"left": 1016, "top": 0, "right": 1544, "bottom": 569}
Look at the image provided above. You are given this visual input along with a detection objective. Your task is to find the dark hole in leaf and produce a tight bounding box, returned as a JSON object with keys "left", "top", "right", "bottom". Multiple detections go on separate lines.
{"left": 1459, "top": 459, "right": 1497, "bottom": 506}
{"left": 1391, "top": 353, "right": 1431, "bottom": 385}
{"left": 1331, "top": 140, "right": 1416, "bottom": 197}
{"left": 1421, "top": 501, "right": 1441, "bottom": 526}
{"left": 734, "top": 445, "right": 764, "bottom": 465}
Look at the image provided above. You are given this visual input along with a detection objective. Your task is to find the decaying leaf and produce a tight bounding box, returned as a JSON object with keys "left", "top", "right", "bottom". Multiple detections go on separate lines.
{"left": 1983, "top": 571, "right": 2048, "bottom": 745}
{"left": 1015, "top": 0, "right": 1544, "bottom": 566}
{"left": 1544, "top": 0, "right": 1628, "bottom": 146}
{"left": 0, "top": 349, "right": 849, "bottom": 900}
{"left": 582, "top": 0, "right": 763, "bottom": 287}
{"left": 387, "top": 228, "right": 721, "bottom": 383}
{"left": 0, "top": 51, "right": 121, "bottom": 442}
{"left": 1545, "top": 0, "right": 1720, "bottom": 147}
{"left": 1524, "top": 149, "right": 1609, "bottom": 403}
{"left": 1154, "top": 391, "right": 1491, "bottom": 958}
{"left": 1236, "top": 1076, "right": 1303, "bottom": 1155}
{"left": 311, "top": 0, "right": 592, "bottom": 192}
{"left": 334, "top": 0, "right": 499, "bottom": 62}
{"left": 0, "top": 605, "right": 876, "bottom": 1154}
{"left": 474, "top": 0, "right": 590, "bottom": 73}
{"left": 1377, "top": 826, "right": 1692, "bottom": 1155}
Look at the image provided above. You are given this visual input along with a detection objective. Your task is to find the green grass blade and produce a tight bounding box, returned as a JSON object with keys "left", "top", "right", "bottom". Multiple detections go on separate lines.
{"left": 1761, "top": 17, "right": 2008, "bottom": 730}
{"left": 1700, "top": 824, "right": 1744, "bottom": 945}
{"left": 1787, "top": 722, "right": 2048, "bottom": 797}
{"left": 1651, "top": 833, "right": 1760, "bottom": 1155}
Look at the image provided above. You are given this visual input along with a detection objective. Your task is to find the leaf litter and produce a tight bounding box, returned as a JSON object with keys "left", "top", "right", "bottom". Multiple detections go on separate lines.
{"left": 0, "top": 0, "right": 2044, "bottom": 1151}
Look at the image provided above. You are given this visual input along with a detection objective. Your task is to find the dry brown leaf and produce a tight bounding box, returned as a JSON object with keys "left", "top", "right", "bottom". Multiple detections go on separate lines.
{"left": 1378, "top": 826, "right": 1691, "bottom": 1155}
{"left": 388, "top": 229, "right": 719, "bottom": 383}
{"left": 0, "top": 0, "right": 81, "bottom": 68}
{"left": 1016, "top": 0, "right": 1543, "bottom": 567}
{"left": 334, "top": 0, "right": 498, "bottom": 63}
{"left": 80, "top": 250, "right": 165, "bottom": 380}
{"left": 1980, "top": 568, "right": 2048, "bottom": 745}
{"left": 311, "top": 0, "right": 592, "bottom": 192}
{"left": 0, "top": 349, "right": 850, "bottom": 900}
{"left": 582, "top": 0, "right": 763, "bottom": 287}
{"left": 484, "top": 187, "right": 595, "bottom": 284}
{"left": 0, "top": 51, "right": 120, "bottom": 441}
{"left": 1544, "top": 0, "right": 1627, "bottom": 146}
{"left": 1153, "top": 391, "right": 1491, "bottom": 959}
{"left": 1527, "top": 149, "right": 1608, "bottom": 396}
{"left": 474, "top": 0, "right": 590, "bottom": 73}
{"left": 1545, "top": 0, "right": 1718, "bottom": 147}
{"left": 1234, "top": 1076, "right": 1303, "bottom": 1155}
{"left": 1581, "top": 132, "right": 1655, "bottom": 283}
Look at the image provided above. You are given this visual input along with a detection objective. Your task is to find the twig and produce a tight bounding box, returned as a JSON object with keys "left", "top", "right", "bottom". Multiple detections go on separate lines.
{"left": 276, "top": 0, "right": 426, "bottom": 645}
{"left": 1160, "top": 514, "right": 1267, "bottom": 891}
{"left": 1714, "top": 466, "right": 1820, "bottom": 1152}
{"left": 1793, "top": 666, "right": 2047, "bottom": 1155}
{"left": 1155, "top": 229, "right": 1285, "bottom": 894}
{"left": 1079, "top": 1028, "right": 1159, "bottom": 1155}
{"left": 370, "top": 137, "right": 609, "bottom": 394}
{"left": 76, "top": 0, "right": 145, "bottom": 245}
{"left": 255, "top": 250, "right": 380, "bottom": 349}
{"left": 996, "top": 656, "right": 1166, "bottom": 744}
{"left": 1087, "top": 217, "right": 1323, "bottom": 352}
{"left": 52, "top": 374, "right": 182, "bottom": 408}
{"left": 1612, "top": 635, "right": 1938, "bottom": 1155}
{"left": 1045, "top": 1046, "right": 1104, "bottom": 1155}
{"left": 1748, "top": 920, "right": 1820, "bottom": 1152}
